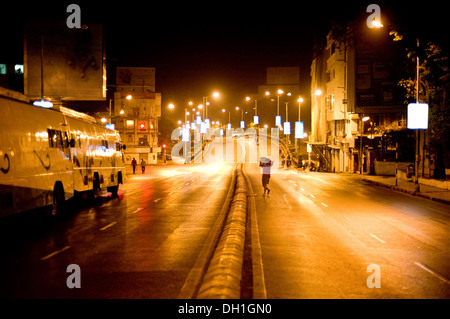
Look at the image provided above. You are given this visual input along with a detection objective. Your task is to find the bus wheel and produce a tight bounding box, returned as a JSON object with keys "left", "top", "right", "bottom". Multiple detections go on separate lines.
{"left": 52, "top": 184, "right": 65, "bottom": 216}
{"left": 107, "top": 185, "right": 119, "bottom": 196}
{"left": 92, "top": 174, "right": 101, "bottom": 200}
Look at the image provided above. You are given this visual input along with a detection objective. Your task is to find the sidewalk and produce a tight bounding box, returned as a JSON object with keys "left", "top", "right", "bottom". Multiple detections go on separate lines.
{"left": 362, "top": 175, "right": 450, "bottom": 205}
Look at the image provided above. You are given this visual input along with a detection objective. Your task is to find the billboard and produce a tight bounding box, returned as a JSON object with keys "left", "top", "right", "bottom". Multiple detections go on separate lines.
{"left": 116, "top": 67, "right": 155, "bottom": 91}
{"left": 24, "top": 21, "right": 105, "bottom": 101}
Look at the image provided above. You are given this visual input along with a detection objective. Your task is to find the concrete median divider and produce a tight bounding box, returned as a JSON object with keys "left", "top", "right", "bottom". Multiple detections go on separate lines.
{"left": 196, "top": 163, "right": 248, "bottom": 299}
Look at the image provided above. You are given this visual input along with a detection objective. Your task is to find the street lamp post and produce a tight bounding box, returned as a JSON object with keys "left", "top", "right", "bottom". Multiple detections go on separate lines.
{"left": 246, "top": 96, "right": 259, "bottom": 126}
{"left": 414, "top": 38, "right": 421, "bottom": 193}
{"left": 359, "top": 116, "right": 370, "bottom": 174}
{"left": 295, "top": 97, "right": 303, "bottom": 152}
{"left": 203, "top": 92, "right": 220, "bottom": 124}
{"left": 277, "top": 89, "right": 283, "bottom": 126}
{"left": 285, "top": 101, "right": 290, "bottom": 145}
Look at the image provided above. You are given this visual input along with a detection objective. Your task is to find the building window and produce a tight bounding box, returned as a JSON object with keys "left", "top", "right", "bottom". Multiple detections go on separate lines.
{"left": 397, "top": 114, "right": 406, "bottom": 127}
{"left": 138, "top": 137, "right": 148, "bottom": 146}
{"left": 326, "top": 94, "right": 335, "bottom": 110}
{"left": 126, "top": 120, "right": 134, "bottom": 130}
{"left": 14, "top": 64, "right": 23, "bottom": 74}
{"left": 127, "top": 134, "right": 134, "bottom": 142}
{"left": 138, "top": 120, "right": 148, "bottom": 131}
{"left": 0, "top": 64, "right": 6, "bottom": 74}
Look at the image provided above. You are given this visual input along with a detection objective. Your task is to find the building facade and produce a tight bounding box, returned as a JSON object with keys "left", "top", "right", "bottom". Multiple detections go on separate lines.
{"left": 112, "top": 67, "right": 161, "bottom": 165}
{"left": 311, "top": 22, "right": 407, "bottom": 173}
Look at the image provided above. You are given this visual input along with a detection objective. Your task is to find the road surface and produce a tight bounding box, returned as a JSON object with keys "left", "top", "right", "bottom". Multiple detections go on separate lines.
{"left": 0, "top": 162, "right": 234, "bottom": 298}
{"left": 245, "top": 163, "right": 450, "bottom": 298}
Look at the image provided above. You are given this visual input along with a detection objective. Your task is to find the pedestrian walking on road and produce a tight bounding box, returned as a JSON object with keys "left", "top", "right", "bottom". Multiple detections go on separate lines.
{"left": 260, "top": 157, "right": 273, "bottom": 196}
{"left": 131, "top": 158, "right": 137, "bottom": 174}
{"left": 141, "top": 159, "right": 146, "bottom": 174}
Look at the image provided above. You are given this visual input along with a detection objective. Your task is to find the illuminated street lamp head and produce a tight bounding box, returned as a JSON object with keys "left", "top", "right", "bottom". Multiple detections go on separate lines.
{"left": 371, "top": 18, "right": 383, "bottom": 28}
{"left": 101, "top": 117, "right": 107, "bottom": 123}
{"left": 33, "top": 99, "right": 53, "bottom": 108}
{"left": 198, "top": 104, "right": 203, "bottom": 109}
{"left": 315, "top": 90, "right": 322, "bottom": 96}
{"left": 168, "top": 103, "right": 175, "bottom": 109}
{"left": 188, "top": 101, "right": 193, "bottom": 106}
{"left": 222, "top": 108, "right": 226, "bottom": 112}
{"left": 213, "top": 92, "right": 220, "bottom": 98}
{"left": 235, "top": 106, "right": 239, "bottom": 110}
{"left": 119, "top": 109, "right": 125, "bottom": 115}
{"left": 246, "top": 96, "right": 251, "bottom": 101}
{"left": 298, "top": 97, "right": 304, "bottom": 103}
{"left": 362, "top": 116, "right": 370, "bottom": 122}
{"left": 126, "top": 95, "right": 132, "bottom": 100}
{"left": 265, "top": 91, "right": 270, "bottom": 96}
{"left": 277, "top": 89, "right": 284, "bottom": 95}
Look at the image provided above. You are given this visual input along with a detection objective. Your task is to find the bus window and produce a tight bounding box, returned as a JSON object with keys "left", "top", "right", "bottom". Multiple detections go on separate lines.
{"left": 48, "top": 129, "right": 63, "bottom": 150}
{"left": 64, "top": 132, "right": 70, "bottom": 148}
{"left": 101, "top": 140, "right": 109, "bottom": 152}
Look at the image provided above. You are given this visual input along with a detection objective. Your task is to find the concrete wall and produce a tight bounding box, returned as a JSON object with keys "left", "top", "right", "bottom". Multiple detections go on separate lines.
{"left": 374, "top": 161, "right": 412, "bottom": 176}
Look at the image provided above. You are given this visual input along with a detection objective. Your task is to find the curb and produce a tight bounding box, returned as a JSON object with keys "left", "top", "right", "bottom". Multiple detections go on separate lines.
{"left": 363, "top": 178, "right": 450, "bottom": 205}
{"left": 196, "top": 164, "right": 248, "bottom": 299}
{"left": 177, "top": 164, "right": 237, "bottom": 299}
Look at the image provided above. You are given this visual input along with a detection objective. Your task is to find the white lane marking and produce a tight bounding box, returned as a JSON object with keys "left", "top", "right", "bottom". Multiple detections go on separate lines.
{"left": 154, "top": 198, "right": 162, "bottom": 203}
{"left": 131, "top": 207, "right": 143, "bottom": 214}
{"left": 178, "top": 186, "right": 183, "bottom": 189}
{"left": 186, "top": 182, "right": 190, "bottom": 185}
{"left": 168, "top": 192, "right": 174, "bottom": 196}
{"left": 321, "top": 202, "right": 328, "bottom": 207}
{"left": 100, "top": 221, "right": 117, "bottom": 231}
{"left": 300, "top": 188, "right": 305, "bottom": 191}
{"left": 369, "top": 233, "right": 386, "bottom": 244}
{"left": 414, "top": 262, "right": 450, "bottom": 284}
{"left": 283, "top": 194, "right": 292, "bottom": 209}
{"left": 40, "top": 245, "right": 71, "bottom": 261}
{"left": 310, "top": 194, "right": 316, "bottom": 198}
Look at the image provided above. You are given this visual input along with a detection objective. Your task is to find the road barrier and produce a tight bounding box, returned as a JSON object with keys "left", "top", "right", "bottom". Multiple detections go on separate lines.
{"left": 196, "top": 163, "right": 248, "bottom": 299}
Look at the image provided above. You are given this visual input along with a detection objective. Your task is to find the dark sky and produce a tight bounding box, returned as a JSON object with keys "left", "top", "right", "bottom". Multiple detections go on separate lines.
{"left": 2, "top": 0, "right": 449, "bottom": 139}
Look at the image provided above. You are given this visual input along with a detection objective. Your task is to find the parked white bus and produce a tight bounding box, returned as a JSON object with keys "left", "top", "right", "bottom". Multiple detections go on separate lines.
{"left": 0, "top": 88, "right": 125, "bottom": 217}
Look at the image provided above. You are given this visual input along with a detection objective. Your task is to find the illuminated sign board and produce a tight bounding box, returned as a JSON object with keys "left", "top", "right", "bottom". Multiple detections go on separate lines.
{"left": 283, "top": 122, "right": 291, "bottom": 135}
{"left": 275, "top": 115, "right": 281, "bottom": 126}
{"left": 182, "top": 127, "right": 190, "bottom": 141}
{"left": 295, "top": 121, "right": 304, "bottom": 138}
{"left": 407, "top": 103, "right": 429, "bottom": 129}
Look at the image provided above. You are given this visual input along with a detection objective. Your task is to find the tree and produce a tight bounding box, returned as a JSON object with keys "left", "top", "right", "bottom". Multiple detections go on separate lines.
{"left": 390, "top": 28, "right": 450, "bottom": 178}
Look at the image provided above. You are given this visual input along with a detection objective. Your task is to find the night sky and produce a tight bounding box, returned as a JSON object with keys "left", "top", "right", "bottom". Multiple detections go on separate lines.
{"left": 2, "top": 1, "right": 448, "bottom": 141}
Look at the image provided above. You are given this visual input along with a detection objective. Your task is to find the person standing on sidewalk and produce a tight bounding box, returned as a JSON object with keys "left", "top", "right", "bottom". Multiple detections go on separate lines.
{"left": 131, "top": 158, "right": 137, "bottom": 174}
{"left": 141, "top": 159, "right": 146, "bottom": 174}
{"left": 260, "top": 157, "right": 273, "bottom": 196}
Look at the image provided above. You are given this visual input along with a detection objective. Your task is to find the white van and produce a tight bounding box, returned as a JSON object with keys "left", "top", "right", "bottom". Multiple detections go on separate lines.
{"left": 0, "top": 88, "right": 125, "bottom": 217}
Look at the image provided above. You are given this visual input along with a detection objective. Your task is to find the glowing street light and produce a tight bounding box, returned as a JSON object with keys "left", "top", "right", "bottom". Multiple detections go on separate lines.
{"left": 372, "top": 20, "right": 383, "bottom": 28}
